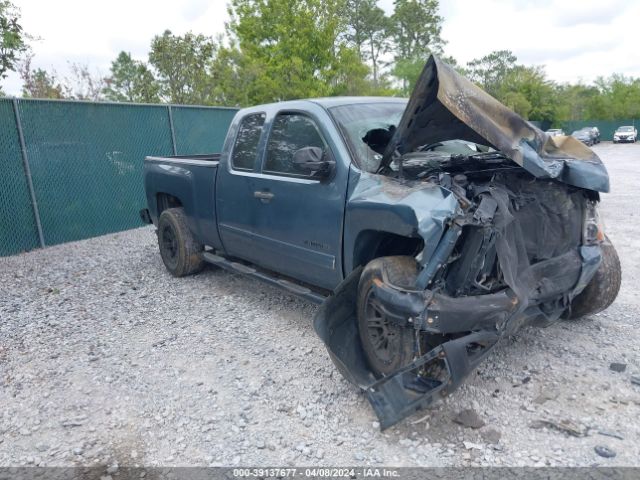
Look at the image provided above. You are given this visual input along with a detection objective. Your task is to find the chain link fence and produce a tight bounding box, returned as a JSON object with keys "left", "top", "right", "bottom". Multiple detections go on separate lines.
{"left": 0, "top": 97, "right": 237, "bottom": 257}
{"left": 2, "top": 96, "right": 636, "bottom": 257}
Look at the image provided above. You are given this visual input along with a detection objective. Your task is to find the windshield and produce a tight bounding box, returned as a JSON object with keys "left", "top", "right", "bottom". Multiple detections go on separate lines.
{"left": 330, "top": 102, "right": 406, "bottom": 173}
{"left": 572, "top": 130, "right": 585, "bottom": 136}
{"left": 618, "top": 126, "right": 634, "bottom": 132}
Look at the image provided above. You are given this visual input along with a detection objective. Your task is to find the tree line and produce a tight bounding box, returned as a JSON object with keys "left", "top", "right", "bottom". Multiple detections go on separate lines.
{"left": 2, "top": 0, "right": 640, "bottom": 125}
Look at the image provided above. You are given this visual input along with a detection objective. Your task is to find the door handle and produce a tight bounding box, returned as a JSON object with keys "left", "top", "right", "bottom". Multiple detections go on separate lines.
{"left": 253, "top": 190, "right": 274, "bottom": 202}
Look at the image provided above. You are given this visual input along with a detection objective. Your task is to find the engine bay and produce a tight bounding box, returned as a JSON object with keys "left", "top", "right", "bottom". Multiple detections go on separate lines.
{"left": 376, "top": 141, "right": 594, "bottom": 311}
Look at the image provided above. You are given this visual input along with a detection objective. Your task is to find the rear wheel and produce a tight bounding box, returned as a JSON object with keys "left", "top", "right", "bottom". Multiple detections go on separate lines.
{"left": 157, "top": 207, "right": 204, "bottom": 277}
{"left": 564, "top": 237, "right": 621, "bottom": 319}
{"left": 357, "top": 256, "right": 419, "bottom": 377}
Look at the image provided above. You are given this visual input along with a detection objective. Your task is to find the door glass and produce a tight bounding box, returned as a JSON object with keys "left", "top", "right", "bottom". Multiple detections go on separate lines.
{"left": 231, "top": 113, "right": 266, "bottom": 170}
{"left": 264, "top": 113, "right": 325, "bottom": 176}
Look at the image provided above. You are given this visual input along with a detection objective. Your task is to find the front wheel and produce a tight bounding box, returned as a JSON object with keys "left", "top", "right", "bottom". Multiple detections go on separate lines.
{"left": 157, "top": 207, "right": 204, "bottom": 277}
{"left": 357, "top": 256, "right": 419, "bottom": 377}
{"left": 564, "top": 237, "right": 621, "bottom": 319}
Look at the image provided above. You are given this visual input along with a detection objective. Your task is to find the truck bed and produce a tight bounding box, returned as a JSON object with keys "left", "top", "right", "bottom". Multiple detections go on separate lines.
{"left": 143, "top": 153, "right": 222, "bottom": 250}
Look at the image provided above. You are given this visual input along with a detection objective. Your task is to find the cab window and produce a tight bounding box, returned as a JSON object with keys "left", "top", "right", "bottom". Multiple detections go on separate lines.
{"left": 231, "top": 113, "right": 266, "bottom": 171}
{"left": 264, "top": 113, "right": 326, "bottom": 177}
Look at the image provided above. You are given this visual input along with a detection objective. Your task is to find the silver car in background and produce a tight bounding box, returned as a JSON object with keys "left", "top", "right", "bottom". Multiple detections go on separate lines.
{"left": 546, "top": 128, "right": 565, "bottom": 137}
{"left": 613, "top": 125, "right": 637, "bottom": 143}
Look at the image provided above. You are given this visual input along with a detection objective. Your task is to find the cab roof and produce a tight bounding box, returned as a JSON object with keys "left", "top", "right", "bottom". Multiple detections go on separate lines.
{"left": 308, "top": 96, "right": 407, "bottom": 108}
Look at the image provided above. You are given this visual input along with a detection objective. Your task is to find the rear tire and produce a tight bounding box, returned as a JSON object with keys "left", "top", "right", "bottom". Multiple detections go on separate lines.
{"left": 564, "top": 237, "right": 621, "bottom": 319}
{"left": 157, "top": 208, "right": 204, "bottom": 277}
{"left": 357, "top": 256, "right": 418, "bottom": 377}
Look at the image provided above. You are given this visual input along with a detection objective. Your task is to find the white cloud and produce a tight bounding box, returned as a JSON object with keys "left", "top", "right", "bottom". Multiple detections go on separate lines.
{"left": 440, "top": 0, "right": 640, "bottom": 83}
{"left": 3, "top": 0, "right": 639, "bottom": 96}
{"left": 3, "top": 0, "right": 229, "bottom": 95}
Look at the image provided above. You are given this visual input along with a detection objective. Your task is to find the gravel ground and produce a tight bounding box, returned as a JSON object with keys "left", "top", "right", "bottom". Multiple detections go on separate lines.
{"left": 1, "top": 142, "right": 639, "bottom": 468}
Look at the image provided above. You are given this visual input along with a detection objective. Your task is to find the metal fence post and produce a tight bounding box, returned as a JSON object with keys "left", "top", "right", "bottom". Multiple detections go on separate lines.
{"left": 167, "top": 105, "right": 177, "bottom": 156}
{"left": 12, "top": 98, "right": 45, "bottom": 248}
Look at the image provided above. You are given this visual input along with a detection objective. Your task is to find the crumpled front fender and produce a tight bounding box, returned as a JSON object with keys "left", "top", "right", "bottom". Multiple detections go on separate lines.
{"left": 313, "top": 243, "right": 602, "bottom": 430}
{"left": 313, "top": 269, "right": 501, "bottom": 429}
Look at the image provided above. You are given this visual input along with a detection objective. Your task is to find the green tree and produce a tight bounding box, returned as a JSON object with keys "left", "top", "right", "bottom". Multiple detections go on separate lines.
{"left": 465, "top": 50, "right": 517, "bottom": 97}
{"left": 501, "top": 91, "right": 531, "bottom": 119}
{"left": 345, "top": 0, "right": 391, "bottom": 85}
{"left": 594, "top": 74, "right": 640, "bottom": 119}
{"left": 328, "top": 44, "right": 372, "bottom": 95}
{"left": 345, "top": 0, "right": 369, "bottom": 58}
{"left": 103, "top": 51, "right": 160, "bottom": 103}
{"left": 390, "top": 0, "right": 445, "bottom": 92}
{"left": 224, "top": 0, "right": 369, "bottom": 104}
{"left": 361, "top": 2, "right": 391, "bottom": 86}
{"left": 464, "top": 51, "right": 557, "bottom": 122}
{"left": 149, "top": 30, "right": 216, "bottom": 104}
{"left": 209, "top": 41, "right": 267, "bottom": 106}
{"left": 497, "top": 65, "right": 556, "bottom": 122}
{"left": 0, "top": 0, "right": 28, "bottom": 80}
{"left": 19, "top": 55, "right": 66, "bottom": 99}
{"left": 559, "top": 74, "right": 640, "bottom": 123}
{"left": 553, "top": 83, "right": 602, "bottom": 122}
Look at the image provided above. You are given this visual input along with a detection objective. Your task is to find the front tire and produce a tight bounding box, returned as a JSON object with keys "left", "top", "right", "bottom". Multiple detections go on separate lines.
{"left": 564, "top": 237, "right": 621, "bottom": 319}
{"left": 157, "top": 208, "right": 204, "bottom": 277}
{"left": 357, "top": 256, "right": 418, "bottom": 377}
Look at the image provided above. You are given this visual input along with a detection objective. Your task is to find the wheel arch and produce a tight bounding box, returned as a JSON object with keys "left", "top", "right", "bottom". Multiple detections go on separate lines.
{"left": 350, "top": 229, "right": 424, "bottom": 273}
{"left": 157, "top": 192, "right": 183, "bottom": 216}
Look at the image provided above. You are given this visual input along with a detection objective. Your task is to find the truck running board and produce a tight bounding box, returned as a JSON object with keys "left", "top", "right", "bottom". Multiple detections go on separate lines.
{"left": 202, "top": 252, "right": 328, "bottom": 305}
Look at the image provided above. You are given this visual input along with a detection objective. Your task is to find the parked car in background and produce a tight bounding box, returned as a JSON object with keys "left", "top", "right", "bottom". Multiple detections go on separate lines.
{"left": 613, "top": 125, "right": 637, "bottom": 143}
{"left": 587, "top": 127, "right": 601, "bottom": 144}
{"left": 571, "top": 128, "right": 595, "bottom": 146}
{"left": 546, "top": 128, "right": 565, "bottom": 137}
{"left": 584, "top": 127, "right": 599, "bottom": 144}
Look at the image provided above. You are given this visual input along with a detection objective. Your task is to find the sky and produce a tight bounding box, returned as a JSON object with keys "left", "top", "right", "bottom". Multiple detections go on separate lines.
{"left": 5, "top": 0, "right": 640, "bottom": 95}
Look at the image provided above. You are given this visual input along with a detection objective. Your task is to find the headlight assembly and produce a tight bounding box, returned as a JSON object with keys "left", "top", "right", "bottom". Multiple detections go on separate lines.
{"left": 583, "top": 200, "right": 604, "bottom": 245}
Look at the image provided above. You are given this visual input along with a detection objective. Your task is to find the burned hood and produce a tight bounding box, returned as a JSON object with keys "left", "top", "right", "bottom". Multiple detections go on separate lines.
{"left": 382, "top": 56, "right": 609, "bottom": 192}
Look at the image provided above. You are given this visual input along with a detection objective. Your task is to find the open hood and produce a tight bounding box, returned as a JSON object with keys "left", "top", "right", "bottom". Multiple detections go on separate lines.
{"left": 382, "top": 56, "right": 610, "bottom": 192}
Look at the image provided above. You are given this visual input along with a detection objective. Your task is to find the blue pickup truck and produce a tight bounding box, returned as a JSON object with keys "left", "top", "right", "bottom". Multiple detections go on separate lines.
{"left": 141, "top": 56, "right": 621, "bottom": 429}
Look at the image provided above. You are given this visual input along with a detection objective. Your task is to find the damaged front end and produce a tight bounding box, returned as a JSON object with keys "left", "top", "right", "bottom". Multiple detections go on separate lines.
{"left": 313, "top": 55, "right": 609, "bottom": 430}
{"left": 315, "top": 171, "right": 603, "bottom": 429}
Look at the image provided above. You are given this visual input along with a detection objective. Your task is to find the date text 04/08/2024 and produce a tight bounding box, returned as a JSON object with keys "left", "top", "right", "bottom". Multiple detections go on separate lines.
{"left": 232, "top": 468, "right": 400, "bottom": 477}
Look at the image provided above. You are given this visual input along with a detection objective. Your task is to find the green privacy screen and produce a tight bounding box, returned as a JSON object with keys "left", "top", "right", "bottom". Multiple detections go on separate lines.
{"left": 172, "top": 106, "right": 238, "bottom": 154}
{"left": 1, "top": 98, "right": 237, "bottom": 256}
{"left": 0, "top": 99, "right": 40, "bottom": 256}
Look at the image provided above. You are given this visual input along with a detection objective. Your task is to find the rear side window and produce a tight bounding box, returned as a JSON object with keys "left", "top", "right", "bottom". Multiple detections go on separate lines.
{"left": 264, "top": 113, "right": 326, "bottom": 176}
{"left": 231, "top": 113, "right": 266, "bottom": 170}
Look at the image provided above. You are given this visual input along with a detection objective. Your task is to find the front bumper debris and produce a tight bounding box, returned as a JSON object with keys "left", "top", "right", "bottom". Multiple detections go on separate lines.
{"left": 313, "top": 245, "right": 601, "bottom": 430}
